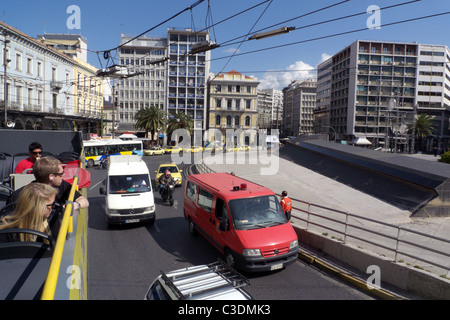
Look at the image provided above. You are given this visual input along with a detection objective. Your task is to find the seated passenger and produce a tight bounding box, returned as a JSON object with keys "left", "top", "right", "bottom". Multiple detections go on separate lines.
{"left": 14, "top": 142, "right": 42, "bottom": 174}
{"left": 0, "top": 183, "right": 58, "bottom": 242}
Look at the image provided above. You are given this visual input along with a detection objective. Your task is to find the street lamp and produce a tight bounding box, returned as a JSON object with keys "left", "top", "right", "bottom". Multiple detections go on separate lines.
{"left": 385, "top": 98, "right": 396, "bottom": 152}
{"left": 321, "top": 125, "right": 336, "bottom": 143}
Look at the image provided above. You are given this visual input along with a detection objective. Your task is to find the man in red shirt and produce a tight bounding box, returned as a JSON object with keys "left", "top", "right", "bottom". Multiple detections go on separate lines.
{"left": 280, "top": 190, "right": 292, "bottom": 220}
{"left": 14, "top": 142, "right": 42, "bottom": 174}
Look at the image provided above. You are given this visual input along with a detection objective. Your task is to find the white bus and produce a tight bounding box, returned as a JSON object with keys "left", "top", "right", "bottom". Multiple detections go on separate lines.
{"left": 83, "top": 139, "right": 143, "bottom": 167}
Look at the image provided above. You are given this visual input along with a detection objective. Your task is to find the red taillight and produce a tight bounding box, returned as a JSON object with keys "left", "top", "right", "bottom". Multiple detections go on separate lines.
{"left": 240, "top": 183, "right": 247, "bottom": 190}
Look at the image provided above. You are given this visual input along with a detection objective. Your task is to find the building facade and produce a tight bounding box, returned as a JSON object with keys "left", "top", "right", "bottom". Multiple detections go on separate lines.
{"left": 117, "top": 28, "right": 211, "bottom": 135}
{"left": 259, "top": 88, "right": 283, "bottom": 130}
{"left": 282, "top": 80, "right": 316, "bottom": 137}
{"left": 416, "top": 44, "right": 450, "bottom": 151}
{"left": 317, "top": 40, "right": 450, "bottom": 152}
{"left": 117, "top": 34, "right": 168, "bottom": 132}
{"left": 0, "top": 22, "right": 102, "bottom": 135}
{"left": 207, "top": 70, "right": 259, "bottom": 146}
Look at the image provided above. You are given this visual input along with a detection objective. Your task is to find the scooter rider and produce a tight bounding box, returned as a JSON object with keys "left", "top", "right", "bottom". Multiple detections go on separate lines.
{"left": 280, "top": 190, "right": 292, "bottom": 221}
{"left": 158, "top": 170, "right": 175, "bottom": 194}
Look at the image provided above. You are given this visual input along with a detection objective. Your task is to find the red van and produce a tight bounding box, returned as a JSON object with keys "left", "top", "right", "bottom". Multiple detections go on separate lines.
{"left": 184, "top": 172, "right": 298, "bottom": 272}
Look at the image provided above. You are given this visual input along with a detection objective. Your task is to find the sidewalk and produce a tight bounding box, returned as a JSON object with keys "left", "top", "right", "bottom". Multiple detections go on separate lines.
{"left": 200, "top": 148, "right": 450, "bottom": 281}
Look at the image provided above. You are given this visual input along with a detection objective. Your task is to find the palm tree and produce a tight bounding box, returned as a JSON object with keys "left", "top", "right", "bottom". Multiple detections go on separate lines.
{"left": 414, "top": 113, "right": 434, "bottom": 152}
{"left": 134, "top": 106, "right": 166, "bottom": 146}
{"left": 167, "top": 112, "right": 194, "bottom": 145}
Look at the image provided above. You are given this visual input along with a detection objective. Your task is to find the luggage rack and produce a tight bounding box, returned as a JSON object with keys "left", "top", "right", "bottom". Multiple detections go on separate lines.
{"left": 160, "top": 259, "right": 250, "bottom": 300}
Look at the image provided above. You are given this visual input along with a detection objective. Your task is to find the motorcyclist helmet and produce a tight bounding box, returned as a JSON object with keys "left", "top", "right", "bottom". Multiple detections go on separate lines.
{"left": 165, "top": 170, "right": 171, "bottom": 176}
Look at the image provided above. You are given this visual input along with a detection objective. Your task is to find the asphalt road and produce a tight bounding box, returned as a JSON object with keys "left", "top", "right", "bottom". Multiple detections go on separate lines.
{"left": 86, "top": 153, "right": 374, "bottom": 300}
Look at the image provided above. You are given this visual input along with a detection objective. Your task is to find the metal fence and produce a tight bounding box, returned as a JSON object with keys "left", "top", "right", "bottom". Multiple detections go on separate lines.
{"left": 289, "top": 196, "right": 450, "bottom": 275}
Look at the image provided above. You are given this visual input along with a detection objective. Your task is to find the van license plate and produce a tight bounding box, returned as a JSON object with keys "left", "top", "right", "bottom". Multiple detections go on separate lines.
{"left": 270, "top": 263, "right": 283, "bottom": 271}
{"left": 126, "top": 219, "right": 139, "bottom": 223}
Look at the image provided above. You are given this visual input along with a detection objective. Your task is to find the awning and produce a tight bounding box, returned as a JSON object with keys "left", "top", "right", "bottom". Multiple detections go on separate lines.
{"left": 349, "top": 136, "right": 372, "bottom": 145}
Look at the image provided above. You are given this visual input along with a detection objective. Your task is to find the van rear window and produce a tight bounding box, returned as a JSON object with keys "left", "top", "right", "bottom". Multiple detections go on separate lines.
{"left": 109, "top": 174, "right": 151, "bottom": 194}
{"left": 229, "top": 195, "right": 287, "bottom": 230}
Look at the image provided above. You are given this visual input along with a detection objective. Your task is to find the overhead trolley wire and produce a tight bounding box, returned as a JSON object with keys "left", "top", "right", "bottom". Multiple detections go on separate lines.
{"left": 219, "top": 0, "right": 422, "bottom": 49}
{"left": 211, "top": 11, "right": 450, "bottom": 62}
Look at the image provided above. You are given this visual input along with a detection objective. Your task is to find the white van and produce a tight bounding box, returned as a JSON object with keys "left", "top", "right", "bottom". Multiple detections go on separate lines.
{"left": 100, "top": 155, "right": 155, "bottom": 226}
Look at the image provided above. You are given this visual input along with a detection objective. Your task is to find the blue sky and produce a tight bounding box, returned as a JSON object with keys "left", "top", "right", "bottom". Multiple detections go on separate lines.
{"left": 2, "top": 0, "right": 450, "bottom": 89}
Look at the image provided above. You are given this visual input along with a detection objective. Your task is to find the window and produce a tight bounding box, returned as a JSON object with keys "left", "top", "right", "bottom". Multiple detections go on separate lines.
{"left": 16, "top": 53, "right": 22, "bottom": 71}
{"left": 235, "top": 115, "right": 240, "bottom": 126}
{"left": 216, "top": 98, "right": 222, "bottom": 108}
{"left": 186, "top": 181, "right": 197, "bottom": 202}
{"left": 246, "top": 100, "right": 251, "bottom": 109}
{"left": 216, "top": 115, "right": 221, "bottom": 126}
{"left": 198, "top": 188, "right": 213, "bottom": 212}
{"left": 245, "top": 116, "right": 250, "bottom": 126}
{"left": 27, "top": 57, "right": 32, "bottom": 74}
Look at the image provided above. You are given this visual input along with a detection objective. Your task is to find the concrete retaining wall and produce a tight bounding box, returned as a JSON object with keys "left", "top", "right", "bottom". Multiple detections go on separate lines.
{"left": 294, "top": 226, "right": 450, "bottom": 300}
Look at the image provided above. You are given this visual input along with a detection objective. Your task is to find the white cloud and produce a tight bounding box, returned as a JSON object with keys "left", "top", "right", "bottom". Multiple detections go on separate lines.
{"left": 258, "top": 60, "right": 316, "bottom": 90}
{"left": 319, "top": 53, "right": 332, "bottom": 64}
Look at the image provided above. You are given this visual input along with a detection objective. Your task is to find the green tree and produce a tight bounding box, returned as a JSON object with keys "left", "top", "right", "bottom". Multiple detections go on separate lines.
{"left": 414, "top": 113, "right": 434, "bottom": 152}
{"left": 134, "top": 106, "right": 166, "bottom": 146}
{"left": 167, "top": 112, "right": 194, "bottom": 144}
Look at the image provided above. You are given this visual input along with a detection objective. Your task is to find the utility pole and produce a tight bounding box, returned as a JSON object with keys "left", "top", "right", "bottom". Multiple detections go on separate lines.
{"left": 2, "top": 30, "right": 10, "bottom": 128}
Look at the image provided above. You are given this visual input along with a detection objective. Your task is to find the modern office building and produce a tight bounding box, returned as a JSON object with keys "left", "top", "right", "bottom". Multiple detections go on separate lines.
{"left": 315, "top": 57, "right": 332, "bottom": 136}
{"left": 207, "top": 70, "right": 259, "bottom": 146}
{"left": 259, "top": 88, "right": 283, "bottom": 130}
{"left": 282, "top": 79, "right": 316, "bottom": 137}
{"left": 117, "top": 28, "right": 211, "bottom": 135}
{"left": 317, "top": 40, "right": 449, "bottom": 152}
{"left": 0, "top": 21, "right": 102, "bottom": 135}
{"left": 416, "top": 44, "right": 450, "bottom": 151}
{"left": 257, "top": 90, "right": 273, "bottom": 130}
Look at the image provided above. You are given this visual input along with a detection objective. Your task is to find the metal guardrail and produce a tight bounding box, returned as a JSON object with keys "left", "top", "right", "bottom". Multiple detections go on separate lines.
{"left": 288, "top": 196, "right": 450, "bottom": 274}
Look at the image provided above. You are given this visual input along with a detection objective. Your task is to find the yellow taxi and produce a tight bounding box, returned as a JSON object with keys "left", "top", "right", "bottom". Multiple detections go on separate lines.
{"left": 155, "top": 163, "right": 183, "bottom": 186}
{"left": 164, "top": 146, "right": 183, "bottom": 154}
{"left": 186, "top": 146, "right": 203, "bottom": 153}
{"left": 144, "top": 147, "right": 164, "bottom": 156}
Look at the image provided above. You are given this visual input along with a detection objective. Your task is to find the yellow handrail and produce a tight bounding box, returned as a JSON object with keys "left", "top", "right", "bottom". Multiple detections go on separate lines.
{"left": 41, "top": 175, "right": 79, "bottom": 300}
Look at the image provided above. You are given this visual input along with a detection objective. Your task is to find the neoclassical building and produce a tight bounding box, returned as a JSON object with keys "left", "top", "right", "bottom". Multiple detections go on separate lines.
{"left": 207, "top": 70, "right": 259, "bottom": 146}
{"left": 0, "top": 22, "right": 103, "bottom": 137}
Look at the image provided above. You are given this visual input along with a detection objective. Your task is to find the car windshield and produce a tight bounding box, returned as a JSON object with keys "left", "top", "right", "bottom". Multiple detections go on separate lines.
{"left": 228, "top": 195, "right": 287, "bottom": 230}
{"left": 158, "top": 166, "right": 179, "bottom": 174}
{"left": 109, "top": 174, "right": 151, "bottom": 194}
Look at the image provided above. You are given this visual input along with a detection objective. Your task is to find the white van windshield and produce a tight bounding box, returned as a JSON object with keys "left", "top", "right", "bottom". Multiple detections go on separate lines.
{"left": 228, "top": 195, "right": 287, "bottom": 230}
{"left": 109, "top": 174, "right": 151, "bottom": 194}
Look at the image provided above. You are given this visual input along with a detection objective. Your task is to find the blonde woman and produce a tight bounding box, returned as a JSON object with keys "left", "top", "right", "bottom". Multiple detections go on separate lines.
{"left": 0, "top": 183, "right": 58, "bottom": 242}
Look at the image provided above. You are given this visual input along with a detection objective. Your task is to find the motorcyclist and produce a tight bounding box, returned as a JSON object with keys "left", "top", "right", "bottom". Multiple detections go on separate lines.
{"left": 158, "top": 170, "right": 175, "bottom": 195}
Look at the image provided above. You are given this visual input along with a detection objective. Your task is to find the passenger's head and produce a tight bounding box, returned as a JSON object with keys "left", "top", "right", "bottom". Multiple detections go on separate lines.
{"left": 33, "top": 156, "right": 64, "bottom": 186}
{"left": 28, "top": 141, "right": 42, "bottom": 162}
{"left": 0, "top": 183, "right": 57, "bottom": 241}
{"left": 281, "top": 191, "right": 288, "bottom": 197}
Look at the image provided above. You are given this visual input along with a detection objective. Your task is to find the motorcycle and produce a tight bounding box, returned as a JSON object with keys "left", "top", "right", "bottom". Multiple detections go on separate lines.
{"left": 160, "top": 182, "right": 175, "bottom": 206}
{"left": 99, "top": 156, "right": 108, "bottom": 169}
